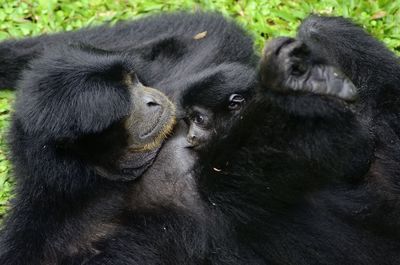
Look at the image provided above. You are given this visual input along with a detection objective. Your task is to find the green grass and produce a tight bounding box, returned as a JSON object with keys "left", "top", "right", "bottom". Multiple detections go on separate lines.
{"left": 0, "top": 0, "right": 399, "bottom": 217}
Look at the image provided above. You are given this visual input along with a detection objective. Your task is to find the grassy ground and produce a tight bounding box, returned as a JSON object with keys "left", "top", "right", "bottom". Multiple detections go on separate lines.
{"left": 0, "top": 0, "right": 399, "bottom": 217}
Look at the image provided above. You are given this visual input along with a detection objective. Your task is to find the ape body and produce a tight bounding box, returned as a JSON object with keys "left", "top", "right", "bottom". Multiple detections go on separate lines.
{"left": 0, "top": 12, "right": 400, "bottom": 265}
{"left": 0, "top": 12, "right": 258, "bottom": 265}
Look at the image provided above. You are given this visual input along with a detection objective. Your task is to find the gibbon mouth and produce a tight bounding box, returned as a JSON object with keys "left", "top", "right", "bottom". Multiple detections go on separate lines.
{"left": 128, "top": 107, "right": 176, "bottom": 153}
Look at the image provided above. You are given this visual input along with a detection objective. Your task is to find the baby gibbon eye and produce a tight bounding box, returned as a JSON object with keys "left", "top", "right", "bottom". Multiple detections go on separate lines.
{"left": 192, "top": 112, "right": 206, "bottom": 125}
{"left": 228, "top": 94, "right": 245, "bottom": 110}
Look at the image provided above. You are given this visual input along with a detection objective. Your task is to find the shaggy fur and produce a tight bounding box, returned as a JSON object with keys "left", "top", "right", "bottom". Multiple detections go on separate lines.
{"left": 0, "top": 12, "right": 400, "bottom": 265}
{"left": 0, "top": 12, "right": 257, "bottom": 265}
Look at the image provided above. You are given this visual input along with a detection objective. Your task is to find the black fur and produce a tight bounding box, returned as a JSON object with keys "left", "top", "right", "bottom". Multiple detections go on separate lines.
{"left": 0, "top": 12, "right": 257, "bottom": 92}
{"left": 0, "top": 12, "right": 259, "bottom": 265}
{"left": 1, "top": 12, "right": 400, "bottom": 265}
{"left": 83, "top": 15, "right": 400, "bottom": 265}
{"left": 196, "top": 16, "right": 400, "bottom": 265}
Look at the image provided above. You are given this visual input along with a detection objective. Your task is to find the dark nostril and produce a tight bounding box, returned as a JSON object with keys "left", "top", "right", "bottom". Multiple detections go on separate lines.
{"left": 143, "top": 95, "right": 160, "bottom": 107}
{"left": 187, "top": 134, "right": 198, "bottom": 146}
{"left": 188, "top": 134, "right": 196, "bottom": 141}
{"left": 147, "top": 101, "right": 159, "bottom": 107}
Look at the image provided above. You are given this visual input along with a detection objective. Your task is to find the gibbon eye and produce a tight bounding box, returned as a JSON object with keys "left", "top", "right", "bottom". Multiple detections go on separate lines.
{"left": 192, "top": 112, "right": 205, "bottom": 125}
{"left": 228, "top": 94, "right": 245, "bottom": 110}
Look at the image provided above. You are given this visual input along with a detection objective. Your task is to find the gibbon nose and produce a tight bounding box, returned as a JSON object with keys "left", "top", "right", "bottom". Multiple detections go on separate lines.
{"left": 143, "top": 94, "right": 161, "bottom": 108}
{"left": 187, "top": 133, "right": 199, "bottom": 147}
